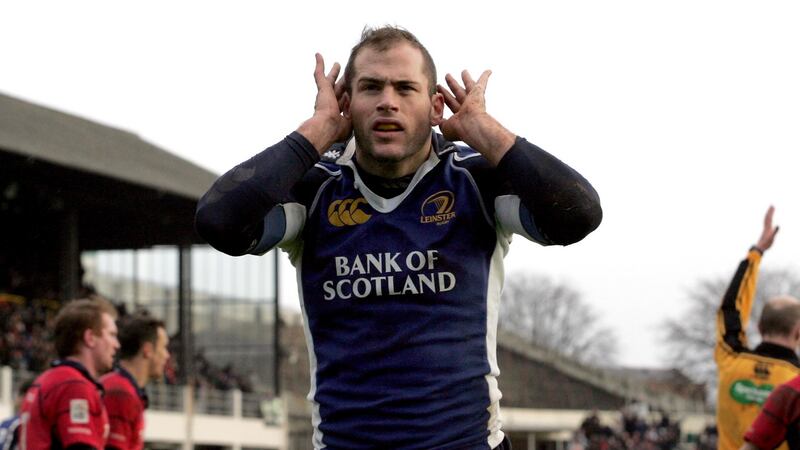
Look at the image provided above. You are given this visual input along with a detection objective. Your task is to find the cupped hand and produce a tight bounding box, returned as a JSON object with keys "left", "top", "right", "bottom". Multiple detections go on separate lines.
{"left": 436, "top": 70, "right": 491, "bottom": 143}
{"left": 310, "top": 53, "right": 351, "bottom": 145}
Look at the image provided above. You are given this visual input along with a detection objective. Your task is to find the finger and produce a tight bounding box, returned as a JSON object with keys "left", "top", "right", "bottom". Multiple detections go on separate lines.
{"left": 327, "top": 62, "right": 341, "bottom": 85}
{"left": 437, "top": 84, "right": 461, "bottom": 113}
{"left": 764, "top": 205, "right": 775, "bottom": 229}
{"left": 461, "top": 70, "right": 477, "bottom": 91}
{"left": 476, "top": 70, "right": 492, "bottom": 91}
{"left": 445, "top": 73, "right": 467, "bottom": 100}
{"left": 313, "top": 53, "right": 327, "bottom": 88}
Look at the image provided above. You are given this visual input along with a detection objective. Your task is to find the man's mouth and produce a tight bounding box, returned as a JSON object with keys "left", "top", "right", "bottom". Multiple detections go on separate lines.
{"left": 372, "top": 121, "right": 403, "bottom": 132}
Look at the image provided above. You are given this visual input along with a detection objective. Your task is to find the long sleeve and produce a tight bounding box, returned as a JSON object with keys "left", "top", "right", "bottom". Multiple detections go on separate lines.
{"left": 195, "top": 132, "right": 320, "bottom": 256}
{"left": 494, "top": 137, "right": 602, "bottom": 245}
{"left": 716, "top": 248, "right": 762, "bottom": 361}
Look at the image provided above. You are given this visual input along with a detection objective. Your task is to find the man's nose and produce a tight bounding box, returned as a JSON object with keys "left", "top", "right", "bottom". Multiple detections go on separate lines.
{"left": 377, "top": 88, "right": 400, "bottom": 112}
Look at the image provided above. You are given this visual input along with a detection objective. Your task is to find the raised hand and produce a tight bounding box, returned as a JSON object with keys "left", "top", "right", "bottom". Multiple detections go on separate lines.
{"left": 436, "top": 70, "right": 515, "bottom": 166}
{"left": 756, "top": 205, "right": 779, "bottom": 252}
{"left": 298, "top": 53, "right": 352, "bottom": 153}
{"left": 437, "top": 70, "right": 490, "bottom": 142}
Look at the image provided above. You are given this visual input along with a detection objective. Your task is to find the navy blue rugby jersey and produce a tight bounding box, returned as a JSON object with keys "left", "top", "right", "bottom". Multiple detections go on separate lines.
{"left": 256, "top": 135, "right": 546, "bottom": 449}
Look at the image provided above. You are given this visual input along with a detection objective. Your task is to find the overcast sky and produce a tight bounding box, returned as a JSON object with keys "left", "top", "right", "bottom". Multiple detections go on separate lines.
{"left": 3, "top": 1, "right": 800, "bottom": 368}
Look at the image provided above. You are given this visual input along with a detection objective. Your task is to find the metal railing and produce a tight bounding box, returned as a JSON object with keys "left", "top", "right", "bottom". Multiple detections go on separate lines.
{"left": 193, "top": 385, "right": 233, "bottom": 415}
{"left": 147, "top": 383, "right": 184, "bottom": 412}
{"left": 1, "top": 366, "right": 278, "bottom": 421}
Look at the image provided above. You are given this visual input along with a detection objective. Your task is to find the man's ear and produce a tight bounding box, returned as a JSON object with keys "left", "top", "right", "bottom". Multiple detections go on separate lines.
{"left": 141, "top": 341, "right": 154, "bottom": 359}
{"left": 83, "top": 328, "right": 96, "bottom": 348}
{"left": 430, "top": 92, "right": 445, "bottom": 127}
{"left": 342, "top": 92, "right": 352, "bottom": 120}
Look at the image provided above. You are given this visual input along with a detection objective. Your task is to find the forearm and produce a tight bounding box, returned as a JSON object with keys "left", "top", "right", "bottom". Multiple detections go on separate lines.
{"left": 718, "top": 249, "right": 762, "bottom": 351}
{"left": 496, "top": 138, "right": 602, "bottom": 245}
{"left": 297, "top": 115, "right": 346, "bottom": 155}
{"left": 457, "top": 112, "right": 516, "bottom": 166}
{"left": 195, "top": 132, "right": 319, "bottom": 256}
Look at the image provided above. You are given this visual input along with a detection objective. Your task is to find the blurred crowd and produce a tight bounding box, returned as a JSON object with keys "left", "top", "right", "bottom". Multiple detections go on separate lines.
{"left": 0, "top": 294, "right": 55, "bottom": 373}
{"left": 568, "top": 408, "right": 720, "bottom": 450}
{"left": 569, "top": 408, "right": 682, "bottom": 450}
{"left": 192, "top": 349, "right": 254, "bottom": 393}
{"left": 1, "top": 293, "right": 252, "bottom": 393}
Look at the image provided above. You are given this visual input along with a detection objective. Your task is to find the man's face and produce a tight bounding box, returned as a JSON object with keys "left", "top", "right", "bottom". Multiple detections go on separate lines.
{"left": 93, "top": 313, "right": 119, "bottom": 373}
{"left": 148, "top": 327, "right": 170, "bottom": 380}
{"left": 345, "top": 42, "right": 444, "bottom": 176}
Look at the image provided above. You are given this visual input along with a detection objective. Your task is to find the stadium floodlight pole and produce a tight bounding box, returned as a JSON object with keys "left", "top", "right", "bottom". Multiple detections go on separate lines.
{"left": 178, "top": 244, "right": 194, "bottom": 385}
{"left": 178, "top": 244, "right": 196, "bottom": 450}
{"left": 59, "top": 209, "right": 79, "bottom": 301}
{"left": 273, "top": 248, "right": 280, "bottom": 396}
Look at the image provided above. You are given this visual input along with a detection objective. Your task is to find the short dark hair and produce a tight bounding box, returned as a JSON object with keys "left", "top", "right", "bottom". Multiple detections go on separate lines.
{"left": 17, "top": 377, "right": 34, "bottom": 397}
{"left": 759, "top": 297, "right": 800, "bottom": 336}
{"left": 344, "top": 25, "right": 437, "bottom": 95}
{"left": 117, "top": 311, "right": 165, "bottom": 360}
{"left": 53, "top": 297, "right": 118, "bottom": 359}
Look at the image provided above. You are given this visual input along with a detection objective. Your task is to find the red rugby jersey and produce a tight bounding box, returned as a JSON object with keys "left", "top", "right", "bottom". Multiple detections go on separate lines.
{"left": 745, "top": 375, "right": 800, "bottom": 450}
{"left": 101, "top": 367, "right": 147, "bottom": 450}
{"left": 19, "top": 360, "right": 108, "bottom": 450}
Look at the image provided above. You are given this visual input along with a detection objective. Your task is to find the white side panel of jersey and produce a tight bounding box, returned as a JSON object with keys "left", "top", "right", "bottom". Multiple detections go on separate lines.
{"left": 283, "top": 176, "right": 336, "bottom": 266}
{"left": 294, "top": 255, "right": 326, "bottom": 449}
{"left": 486, "top": 229, "right": 511, "bottom": 449}
{"left": 494, "top": 195, "right": 535, "bottom": 241}
{"left": 279, "top": 203, "right": 307, "bottom": 264}
{"left": 281, "top": 203, "right": 307, "bottom": 242}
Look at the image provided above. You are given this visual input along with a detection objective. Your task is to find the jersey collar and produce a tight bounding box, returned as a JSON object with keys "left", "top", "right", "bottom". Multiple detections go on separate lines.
{"left": 51, "top": 359, "right": 104, "bottom": 391}
{"left": 114, "top": 365, "right": 150, "bottom": 408}
{"left": 753, "top": 342, "right": 800, "bottom": 368}
{"left": 432, "top": 132, "right": 458, "bottom": 157}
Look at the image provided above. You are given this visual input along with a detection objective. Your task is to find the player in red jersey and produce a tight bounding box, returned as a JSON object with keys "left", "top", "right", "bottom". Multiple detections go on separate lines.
{"left": 742, "top": 375, "right": 800, "bottom": 450}
{"left": 19, "top": 297, "right": 119, "bottom": 450}
{"left": 101, "top": 312, "right": 169, "bottom": 450}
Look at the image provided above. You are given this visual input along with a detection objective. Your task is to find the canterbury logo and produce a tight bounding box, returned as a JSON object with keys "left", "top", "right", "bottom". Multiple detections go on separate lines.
{"left": 328, "top": 197, "right": 372, "bottom": 227}
{"left": 420, "top": 191, "right": 456, "bottom": 225}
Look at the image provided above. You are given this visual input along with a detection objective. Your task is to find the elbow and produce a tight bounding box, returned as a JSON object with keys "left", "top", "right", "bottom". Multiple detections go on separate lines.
{"left": 194, "top": 204, "right": 252, "bottom": 257}
{"left": 555, "top": 202, "right": 603, "bottom": 245}
{"left": 537, "top": 194, "right": 603, "bottom": 246}
{"left": 571, "top": 200, "right": 603, "bottom": 244}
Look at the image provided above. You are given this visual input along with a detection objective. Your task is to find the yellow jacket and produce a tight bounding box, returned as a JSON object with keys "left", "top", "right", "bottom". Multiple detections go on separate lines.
{"left": 716, "top": 248, "right": 800, "bottom": 450}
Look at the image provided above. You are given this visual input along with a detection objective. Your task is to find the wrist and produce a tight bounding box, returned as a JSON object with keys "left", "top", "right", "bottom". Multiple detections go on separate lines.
{"left": 297, "top": 115, "right": 340, "bottom": 154}
{"left": 460, "top": 113, "right": 516, "bottom": 166}
{"left": 750, "top": 245, "right": 765, "bottom": 255}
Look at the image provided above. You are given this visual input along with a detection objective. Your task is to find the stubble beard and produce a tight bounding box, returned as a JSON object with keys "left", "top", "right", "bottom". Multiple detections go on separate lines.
{"left": 353, "top": 122, "right": 433, "bottom": 169}
{"left": 97, "top": 354, "right": 112, "bottom": 374}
